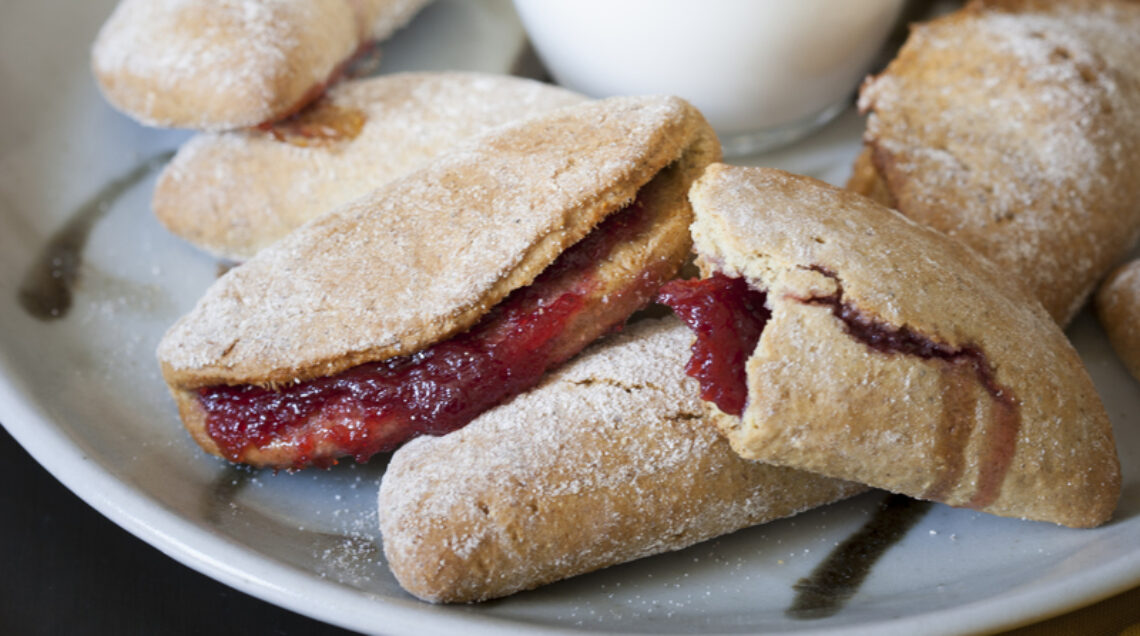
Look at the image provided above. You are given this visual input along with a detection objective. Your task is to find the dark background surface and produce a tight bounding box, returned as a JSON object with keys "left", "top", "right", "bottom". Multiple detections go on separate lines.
{"left": 0, "top": 424, "right": 357, "bottom": 636}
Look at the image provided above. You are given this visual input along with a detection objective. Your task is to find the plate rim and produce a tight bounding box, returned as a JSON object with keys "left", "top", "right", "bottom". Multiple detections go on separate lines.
{"left": 3, "top": 361, "right": 1139, "bottom": 636}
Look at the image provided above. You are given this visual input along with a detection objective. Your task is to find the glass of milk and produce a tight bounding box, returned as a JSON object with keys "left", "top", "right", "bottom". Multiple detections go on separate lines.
{"left": 513, "top": 0, "right": 905, "bottom": 156}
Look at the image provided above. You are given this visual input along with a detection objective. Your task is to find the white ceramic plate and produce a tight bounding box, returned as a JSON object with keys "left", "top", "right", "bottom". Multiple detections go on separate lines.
{"left": 2, "top": 2, "right": 1138, "bottom": 634}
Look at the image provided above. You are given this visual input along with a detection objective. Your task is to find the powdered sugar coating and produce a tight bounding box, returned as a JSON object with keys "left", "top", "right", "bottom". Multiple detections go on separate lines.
{"left": 378, "top": 318, "right": 863, "bottom": 602}
{"left": 91, "top": 0, "right": 430, "bottom": 130}
{"left": 691, "top": 164, "right": 1119, "bottom": 528}
{"left": 154, "top": 73, "right": 585, "bottom": 260}
{"left": 857, "top": 0, "right": 1140, "bottom": 325}
{"left": 157, "top": 96, "right": 713, "bottom": 388}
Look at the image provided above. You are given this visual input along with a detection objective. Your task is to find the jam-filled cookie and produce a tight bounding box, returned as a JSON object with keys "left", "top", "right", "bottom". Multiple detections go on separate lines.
{"left": 91, "top": 0, "right": 430, "bottom": 130}
{"left": 379, "top": 318, "right": 864, "bottom": 603}
{"left": 157, "top": 96, "right": 720, "bottom": 470}
{"left": 661, "top": 164, "right": 1120, "bottom": 528}
{"left": 154, "top": 73, "right": 584, "bottom": 260}
{"left": 851, "top": 0, "right": 1140, "bottom": 325}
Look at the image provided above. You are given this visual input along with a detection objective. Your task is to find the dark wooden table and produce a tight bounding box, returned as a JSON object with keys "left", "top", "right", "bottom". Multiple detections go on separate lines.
{"left": 0, "top": 424, "right": 356, "bottom": 635}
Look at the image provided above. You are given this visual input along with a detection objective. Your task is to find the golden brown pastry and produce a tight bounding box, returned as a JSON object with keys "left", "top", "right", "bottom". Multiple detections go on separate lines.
{"left": 378, "top": 318, "right": 865, "bottom": 603}
{"left": 852, "top": 0, "right": 1140, "bottom": 325}
{"left": 91, "top": 0, "right": 431, "bottom": 130}
{"left": 660, "top": 164, "right": 1120, "bottom": 528}
{"left": 1096, "top": 259, "right": 1140, "bottom": 383}
{"left": 154, "top": 72, "right": 585, "bottom": 260}
{"left": 156, "top": 96, "right": 720, "bottom": 469}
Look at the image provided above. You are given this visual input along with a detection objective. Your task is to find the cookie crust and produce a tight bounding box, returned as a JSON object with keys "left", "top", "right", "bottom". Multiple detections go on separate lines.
{"left": 692, "top": 164, "right": 1119, "bottom": 528}
{"left": 378, "top": 319, "right": 864, "bottom": 603}
{"left": 91, "top": 0, "right": 430, "bottom": 130}
{"left": 153, "top": 73, "right": 585, "bottom": 260}
{"left": 157, "top": 96, "right": 719, "bottom": 463}
{"left": 1096, "top": 259, "right": 1140, "bottom": 383}
{"left": 854, "top": 0, "right": 1140, "bottom": 325}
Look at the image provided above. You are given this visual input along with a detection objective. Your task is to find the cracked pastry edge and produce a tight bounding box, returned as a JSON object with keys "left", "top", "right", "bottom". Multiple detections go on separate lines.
{"left": 689, "top": 164, "right": 1119, "bottom": 528}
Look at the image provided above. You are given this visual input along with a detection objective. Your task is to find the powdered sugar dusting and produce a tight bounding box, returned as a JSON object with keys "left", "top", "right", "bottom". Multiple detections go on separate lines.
{"left": 156, "top": 96, "right": 697, "bottom": 386}
{"left": 91, "top": 0, "right": 431, "bottom": 129}
{"left": 688, "top": 164, "right": 1119, "bottom": 527}
{"left": 377, "top": 318, "right": 861, "bottom": 601}
{"left": 94, "top": 0, "right": 291, "bottom": 83}
{"left": 93, "top": 0, "right": 311, "bottom": 127}
{"left": 976, "top": 7, "right": 1140, "bottom": 182}
{"left": 858, "top": 0, "right": 1140, "bottom": 325}
{"left": 154, "top": 73, "right": 585, "bottom": 260}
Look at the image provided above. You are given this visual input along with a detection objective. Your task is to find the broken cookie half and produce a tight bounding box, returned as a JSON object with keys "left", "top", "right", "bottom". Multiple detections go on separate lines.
{"left": 157, "top": 96, "right": 719, "bottom": 470}
{"left": 660, "top": 164, "right": 1120, "bottom": 528}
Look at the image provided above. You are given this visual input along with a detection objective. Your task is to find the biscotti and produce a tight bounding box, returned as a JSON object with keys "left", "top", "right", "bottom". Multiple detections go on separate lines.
{"left": 378, "top": 318, "right": 864, "bottom": 603}
{"left": 660, "top": 164, "right": 1120, "bottom": 528}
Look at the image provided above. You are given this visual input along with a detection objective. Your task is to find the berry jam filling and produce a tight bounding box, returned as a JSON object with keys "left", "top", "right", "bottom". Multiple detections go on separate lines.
{"left": 657, "top": 273, "right": 770, "bottom": 416}
{"left": 661, "top": 266, "right": 1020, "bottom": 510}
{"left": 199, "top": 195, "right": 667, "bottom": 467}
{"left": 801, "top": 269, "right": 1020, "bottom": 509}
{"left": 798, "top": 268, "right": 1014, "bottom": 404}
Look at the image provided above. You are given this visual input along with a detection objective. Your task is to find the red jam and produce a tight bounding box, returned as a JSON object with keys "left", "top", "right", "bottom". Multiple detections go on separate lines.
{"left": 657, "top": 273, "right": 770, "bottom": 416}
{"left": 200, "top": 197, "right": 663, "bottom": 467}
{"left": 662, "top": 267, "right": 1020, "bottom": 510}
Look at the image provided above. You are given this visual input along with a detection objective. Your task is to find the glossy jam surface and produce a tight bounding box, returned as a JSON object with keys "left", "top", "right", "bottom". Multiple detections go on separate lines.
{"left": 663, "top": 267, "right": 1020, "bottom": 510}
{"left": 201, "top": 198, "right": 657, "bottom": 467}
{"left": 657, "top": 273, "right": 770, "bottom": 416}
